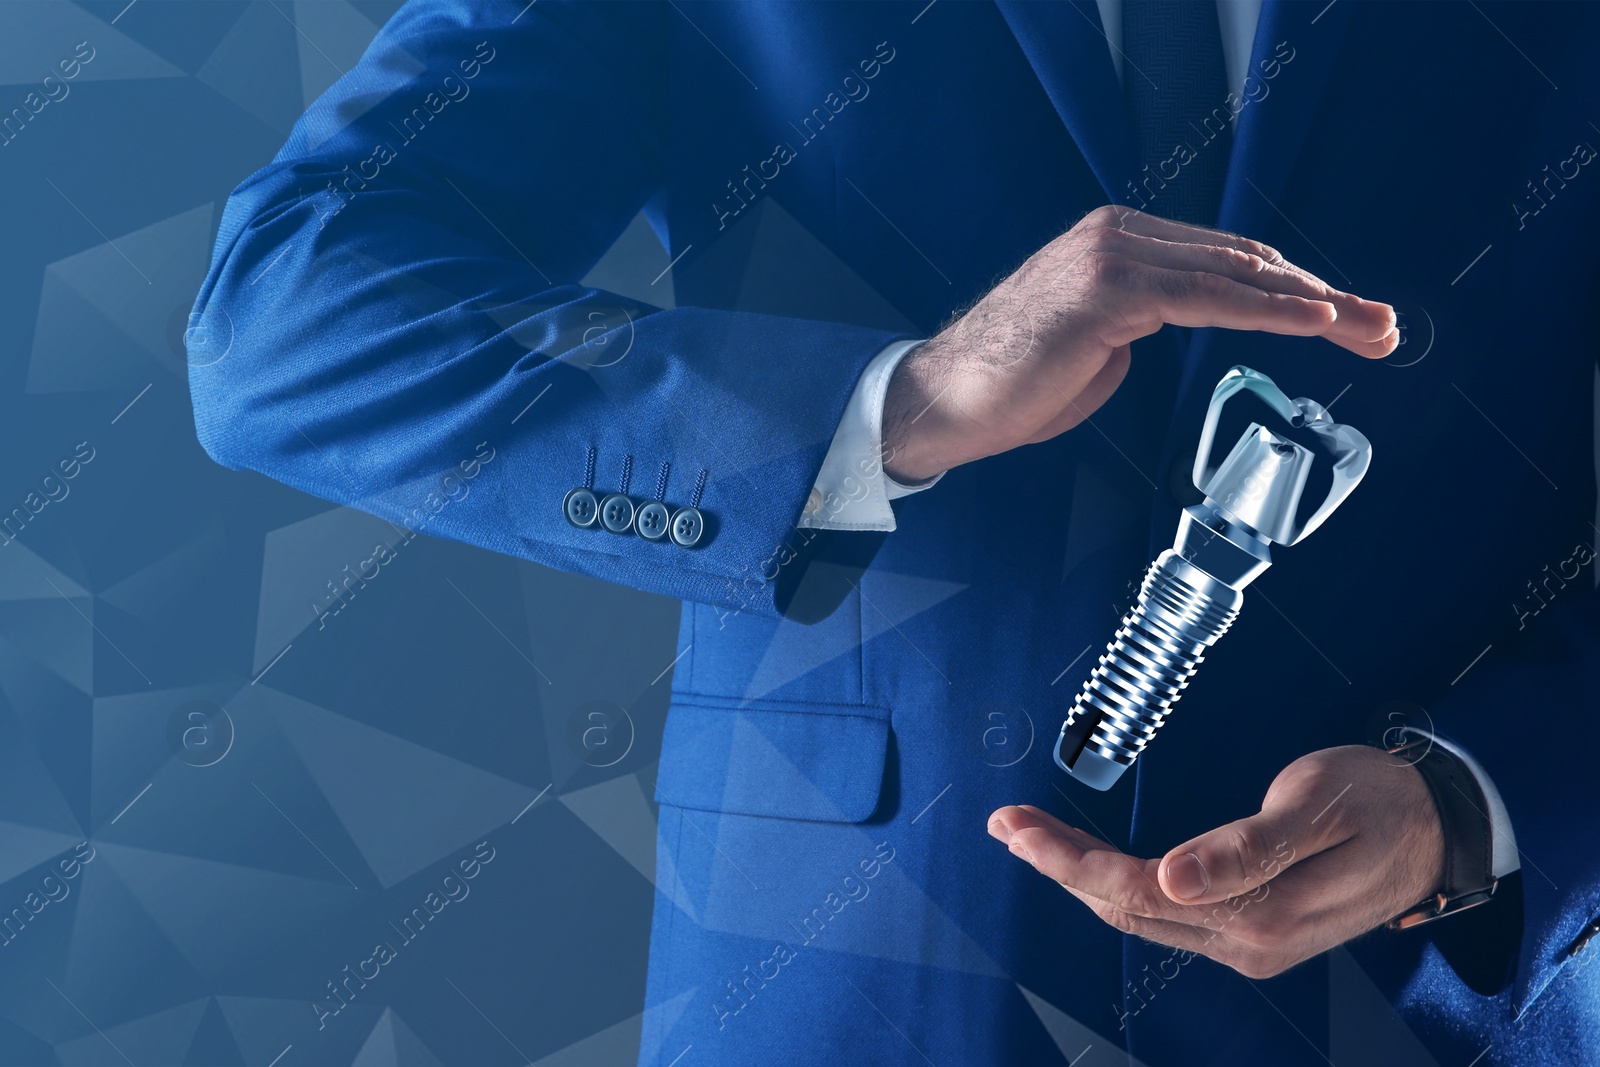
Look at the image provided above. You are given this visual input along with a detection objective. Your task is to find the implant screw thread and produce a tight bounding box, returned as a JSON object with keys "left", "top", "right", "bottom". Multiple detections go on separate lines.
{"left": 1067, "top": 553, "right": 1241, "bottom": 770}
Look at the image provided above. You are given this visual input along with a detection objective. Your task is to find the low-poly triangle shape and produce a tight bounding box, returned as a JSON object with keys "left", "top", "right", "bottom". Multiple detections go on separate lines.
{"left": 184, "top": 998, "right": 246, "bottom": 1066}
{"left": 534, "top": 989, "right": 696, "bottom": 1067}
{"left": 0, "top": 4, "right": 182, "bottom": 87}
{"left": 54, "top": 997, "right": 206, "bottom": 1067}
{"left": 559, "top": 770, "right": 697, "bottom": 924}
{"left": 1328, "top": 948, "right": 1442, "bottom": 1067}
{"left": 275, "top": 694, "right": 542, "bottom": 887}
{"left": 743, "top": 569, "right": 966, "bottom": 701}
{"left": 1018, "top": 983, "right": 1151, "bottom": 1067}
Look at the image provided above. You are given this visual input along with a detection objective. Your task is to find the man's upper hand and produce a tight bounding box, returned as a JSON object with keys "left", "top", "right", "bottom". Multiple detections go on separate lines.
{"left": 987, "top": 745, "right": 1446, "bottom": 980}
{"left": 881, "top": 205, "right": 1400, "bottom": 484}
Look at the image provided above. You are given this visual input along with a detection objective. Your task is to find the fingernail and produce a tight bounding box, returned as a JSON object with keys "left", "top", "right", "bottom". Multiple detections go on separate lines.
{"left": 1167, "top": 853, "right": 1209, "bottom": 900}
{"left": 1356, "top": 296, "right": 1396, "bottom": 319}
{"left": 1008, "top": 840, "right": 1034, "bottom": 866}
{"left": 987, "top": 817, "right": 1011, "bottom": 843}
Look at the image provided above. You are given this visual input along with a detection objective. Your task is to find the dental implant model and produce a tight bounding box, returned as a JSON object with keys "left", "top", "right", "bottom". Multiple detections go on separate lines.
{"left": 1055, "top": 366, "right": 1372, "bottom": 790}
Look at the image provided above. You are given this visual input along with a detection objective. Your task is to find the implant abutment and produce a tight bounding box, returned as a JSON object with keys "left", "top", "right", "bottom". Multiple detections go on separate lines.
{"left": 1173, "top": 504, "right": 1273, "bottom": 590}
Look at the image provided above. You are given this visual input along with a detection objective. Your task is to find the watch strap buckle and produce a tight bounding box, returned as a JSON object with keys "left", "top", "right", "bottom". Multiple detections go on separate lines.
{"left": 1388, "top": 879, "right": 1500, "bottom": 930}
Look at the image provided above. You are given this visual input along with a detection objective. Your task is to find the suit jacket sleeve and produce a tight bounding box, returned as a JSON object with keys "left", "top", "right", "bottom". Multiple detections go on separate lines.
{"left": 187, "top": 0, "right": 913, "bottom": 616}
{"left": 1420, "top": 569, "right": 1600, "bottom": 1009}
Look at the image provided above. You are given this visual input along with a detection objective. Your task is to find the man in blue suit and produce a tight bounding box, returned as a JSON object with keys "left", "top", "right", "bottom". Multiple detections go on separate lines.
{"left": 189, "top": 1, "right": 1600, "bottom": 1063}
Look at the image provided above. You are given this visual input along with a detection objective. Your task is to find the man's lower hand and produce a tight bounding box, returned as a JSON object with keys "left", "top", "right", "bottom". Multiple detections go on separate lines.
{"left": 987, "top": 745, "right": 1446, "bottom": 979}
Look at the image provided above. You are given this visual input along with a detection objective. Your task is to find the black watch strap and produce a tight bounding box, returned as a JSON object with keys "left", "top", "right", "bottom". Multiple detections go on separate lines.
{"left": 1385, "top": 735, "right": 1499, "bottom": 930}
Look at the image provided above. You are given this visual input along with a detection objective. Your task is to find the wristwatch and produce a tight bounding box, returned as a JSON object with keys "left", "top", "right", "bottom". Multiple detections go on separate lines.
{"left": 1385, "top": 733, "right": 1500, "bottom": 930}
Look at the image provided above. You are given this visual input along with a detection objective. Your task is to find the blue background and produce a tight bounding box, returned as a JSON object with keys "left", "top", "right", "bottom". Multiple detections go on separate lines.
{"left": 0, "top": 2, "right": 684, "bottom": 1063}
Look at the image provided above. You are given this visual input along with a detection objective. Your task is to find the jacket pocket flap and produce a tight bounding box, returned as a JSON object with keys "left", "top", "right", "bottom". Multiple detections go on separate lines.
{"left": 656, "top": 694, "right": 890, "bottom": 823}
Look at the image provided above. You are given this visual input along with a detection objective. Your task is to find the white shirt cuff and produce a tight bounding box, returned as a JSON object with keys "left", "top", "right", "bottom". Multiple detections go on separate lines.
{"left": 1413, "top": 731, "right": 1520, "bottom": 878}
{"left": 799, "top": 339, "right": 944, "bottom": 532}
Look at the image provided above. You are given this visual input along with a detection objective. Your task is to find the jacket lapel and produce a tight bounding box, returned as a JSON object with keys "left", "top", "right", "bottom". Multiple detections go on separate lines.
{"left": 1216, "top": 0, "right": 1359, "bottom": 240}
{"left": 1174, "top": 0, "right": 1361, "bottom": 409}
{"left": 991, "top": 0, "right": 1361, "bottom": 512}
{"left": 993, "top": 0, "right": 1137, "bottom": 206}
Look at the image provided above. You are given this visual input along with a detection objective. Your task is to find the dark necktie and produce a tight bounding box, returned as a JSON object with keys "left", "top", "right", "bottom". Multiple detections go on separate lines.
{"left": 1120, "top": 0, "right": 1234, "bottom": 226}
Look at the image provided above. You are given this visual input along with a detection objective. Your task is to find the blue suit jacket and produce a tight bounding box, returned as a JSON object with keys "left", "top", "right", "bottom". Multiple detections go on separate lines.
{"left": 190, "top": 2, "right": 1600, "bottom": 1064}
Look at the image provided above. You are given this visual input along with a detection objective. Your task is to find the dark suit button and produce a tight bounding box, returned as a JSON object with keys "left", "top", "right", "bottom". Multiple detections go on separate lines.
{"left": 636, "top": 501, "right": 670, "bottom": 540}
{"left": 564, "top": 488, "right": 598, "bottom": 527}
{"left": 670, "top": 506, "right": 704, "bottom": 547}
{"left": 600, "top": 494, "right": 636, "bottom": 533}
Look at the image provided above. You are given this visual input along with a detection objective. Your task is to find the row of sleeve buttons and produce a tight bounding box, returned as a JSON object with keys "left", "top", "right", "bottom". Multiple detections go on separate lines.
{"left": 563, "top": 488, "right": 705, "bottom": 547}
